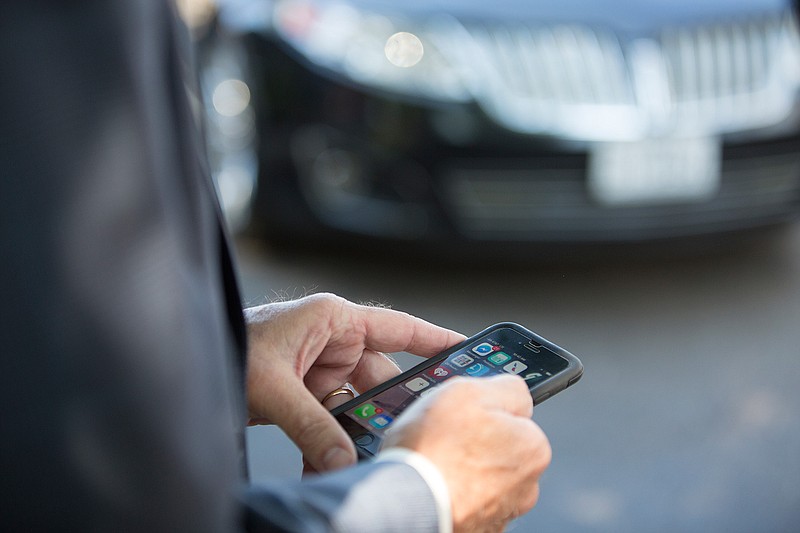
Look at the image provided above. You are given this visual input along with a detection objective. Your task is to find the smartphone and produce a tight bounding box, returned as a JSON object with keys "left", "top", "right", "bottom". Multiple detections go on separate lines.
{"left": 331, "top": 322, "right": 583, "bottom": 459}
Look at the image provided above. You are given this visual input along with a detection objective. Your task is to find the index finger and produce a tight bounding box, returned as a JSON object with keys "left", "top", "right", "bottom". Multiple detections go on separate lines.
{"left": 350, "top": 303, "right": 466, "bottom": 358}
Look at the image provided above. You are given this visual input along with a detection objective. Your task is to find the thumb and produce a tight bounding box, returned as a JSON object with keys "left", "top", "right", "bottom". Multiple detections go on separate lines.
{"left": 263, "top": 377, "right": 357, "bottom": 472}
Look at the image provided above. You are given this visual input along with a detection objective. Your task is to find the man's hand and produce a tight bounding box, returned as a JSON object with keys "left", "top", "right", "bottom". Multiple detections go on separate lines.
{"left": 383, "top": 375, "right": 551, "bottom": 533}
{"left": 244, "top": 293, "right": 465, "bottom": 473}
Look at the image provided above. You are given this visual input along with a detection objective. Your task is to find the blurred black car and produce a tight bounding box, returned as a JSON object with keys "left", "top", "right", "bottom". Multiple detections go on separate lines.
{"left": 200, "top": 0, "right": 800, "bottom": 249}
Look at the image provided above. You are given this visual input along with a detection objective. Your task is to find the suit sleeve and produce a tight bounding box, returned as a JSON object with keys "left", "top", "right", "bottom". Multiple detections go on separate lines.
{"left": 243, "top": 461, "right": 441, "bottom": 533}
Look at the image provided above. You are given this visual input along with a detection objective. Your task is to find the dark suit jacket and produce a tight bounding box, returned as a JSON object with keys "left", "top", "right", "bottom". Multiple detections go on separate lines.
{"left": 1, "top": 2, "right": 439, "bottom": 532}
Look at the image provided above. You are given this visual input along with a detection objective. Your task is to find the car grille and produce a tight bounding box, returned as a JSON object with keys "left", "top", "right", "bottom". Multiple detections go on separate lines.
{"left": 660, "top": 14, "right": 800, "bottom": 129}
{"left": 435, "top": 10, "right": 800, "bottom": 139}
{"left": 453, "top": 23, "right": 631, "bottom": 106}
{"left": 441, "top": 138, "right": 800, "bottom": 241}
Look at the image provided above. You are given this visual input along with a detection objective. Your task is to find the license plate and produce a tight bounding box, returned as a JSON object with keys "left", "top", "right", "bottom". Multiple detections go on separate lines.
{"left": 588, "top": 137, "right": 721, "bottom": 206}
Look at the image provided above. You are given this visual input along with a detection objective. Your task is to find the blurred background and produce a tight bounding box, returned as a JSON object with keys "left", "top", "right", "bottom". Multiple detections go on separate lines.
{"left": 179, "top": 0, "right": 800, "bottom": 531}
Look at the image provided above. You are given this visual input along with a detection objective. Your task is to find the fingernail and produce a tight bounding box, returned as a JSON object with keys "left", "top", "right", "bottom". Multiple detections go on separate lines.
{"left": 323, "top": 446, "right": 354, "bottom": 471}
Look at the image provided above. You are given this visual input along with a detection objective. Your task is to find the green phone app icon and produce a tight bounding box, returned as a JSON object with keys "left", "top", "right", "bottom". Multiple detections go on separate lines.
{"left": 488, "top": 351, "right": 512, "bottom": 365}
{"left": 354, "top": 403, "right": 377, "bottom": 418}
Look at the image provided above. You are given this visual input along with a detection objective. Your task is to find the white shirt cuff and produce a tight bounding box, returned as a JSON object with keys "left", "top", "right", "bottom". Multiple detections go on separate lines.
{"left": 375, "top": 447, "right": 453, "bottom": 533}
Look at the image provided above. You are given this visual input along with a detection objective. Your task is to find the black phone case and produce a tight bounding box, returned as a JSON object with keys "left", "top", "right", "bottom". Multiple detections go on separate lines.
{"left": 330, "top": 322, "right": 583, "bottom": 458}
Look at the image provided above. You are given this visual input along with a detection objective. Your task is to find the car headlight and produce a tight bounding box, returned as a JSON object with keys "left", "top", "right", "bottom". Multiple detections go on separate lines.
{"left": 272, "top": 0, "right": 471, "bottom": 104}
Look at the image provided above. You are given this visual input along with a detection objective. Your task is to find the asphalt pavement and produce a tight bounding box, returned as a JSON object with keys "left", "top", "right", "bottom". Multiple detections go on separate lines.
{"left": 237, "top": 223, "right": 800, "bottom": 533}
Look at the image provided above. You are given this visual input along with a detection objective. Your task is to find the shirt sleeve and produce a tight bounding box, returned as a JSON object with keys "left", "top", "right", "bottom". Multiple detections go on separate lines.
{"left": 376, "top": 447, "right": 453, "bottom": 533}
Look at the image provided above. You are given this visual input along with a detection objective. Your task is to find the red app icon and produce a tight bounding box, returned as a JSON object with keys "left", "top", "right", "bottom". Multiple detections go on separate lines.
{"left": 426, "top": 366, "right": 450, "bottom": 380}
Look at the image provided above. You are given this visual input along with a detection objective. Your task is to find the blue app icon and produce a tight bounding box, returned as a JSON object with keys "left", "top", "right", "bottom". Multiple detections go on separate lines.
{"left": 472, "top": 343, "right": 494, "bottom": 356}
{"left": 369, "top": 415, "right": 394, "bottom": 429}
{"left": 465, "top": 363, "right": 490, "bottom": 377}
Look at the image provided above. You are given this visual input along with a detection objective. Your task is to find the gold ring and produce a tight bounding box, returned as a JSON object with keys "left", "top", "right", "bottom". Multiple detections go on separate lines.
{"left": 322, "top": 386, "right": 355, "bottom": 404}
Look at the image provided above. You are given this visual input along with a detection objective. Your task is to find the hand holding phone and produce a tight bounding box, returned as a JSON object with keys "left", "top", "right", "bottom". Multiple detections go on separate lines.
{"left": 331, "top": 322, "right": 583, "bottom": 458}
{"left": 323, "top": 322, "right": 581, "bottom": 530}
{"left": 326, "top": 322, "right": 581, "bottom": 529}
{"left": 381, "top": 374, "right": 551, "bottom": 531}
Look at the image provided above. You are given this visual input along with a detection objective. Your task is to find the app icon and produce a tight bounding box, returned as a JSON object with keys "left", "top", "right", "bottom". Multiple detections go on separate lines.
{"left": 451, "top": 354, "right": 475, "bottom": 367}
{"left": 465, "top": 363, "right": 490, "bottom": 377}
{"left": 503, "top": 361, "right": 528, "bottom": 375}
{"left": 354, "top": 403, "right": 379, "bottom": 418}
{"left": 427, "top": 366, "right": 450, "bottom": 380}
{"left": 488, "top": 351, "right": 512, "bottom": 366}
{"left": 405, "top": 377, "right": 430, "bottom": 392}
{"left": 472, "top": 343, "right": 494, "bottom": 356}
{"left": 369, "top": 415, "right": 394, "bottom": 429}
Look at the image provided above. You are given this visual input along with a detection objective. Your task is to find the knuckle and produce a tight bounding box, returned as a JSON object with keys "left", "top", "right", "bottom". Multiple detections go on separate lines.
{"left": 451, "top": 376, "right": 480, "bottom": 392}
{"left": 437, "top": 377, "right": 479, "bottom": 401}
{"left": 504, "top": 373, "right": 531, "bottom": 395}
{"left": 520, "top": 483, "right": 541, "bottom": 513}
{"left": 528, "top": 425, "right": 552, "bottom": 468}
{"left": 307, "top": 292, "right": 343, "bottom": 310}
{"left": 538, "top": 438, "right": 553, "bottom": 468}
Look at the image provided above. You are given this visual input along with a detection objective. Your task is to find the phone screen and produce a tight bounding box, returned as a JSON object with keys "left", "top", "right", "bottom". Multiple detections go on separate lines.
{"left": 340, "top": 327, "right": 570, "bottom": 439}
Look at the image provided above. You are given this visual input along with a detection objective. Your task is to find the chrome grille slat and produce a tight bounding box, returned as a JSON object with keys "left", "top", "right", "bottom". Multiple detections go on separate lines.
{"left": 731, "top": 23, "right": 752, "bottom": 114}
{"left": 491, "top": 25, "right": 526, "bottom": 97}
{"left": 536, "top": 27, "right": 573, "bottom": 102}
{"left": 513, "top": 28, "right": 541, "bottom": 99}
{"left": 554, "top": 26, "right": 588, "bottom": 103}
{"left": 713, "top": 25, "right": 732, "bottom": 106}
